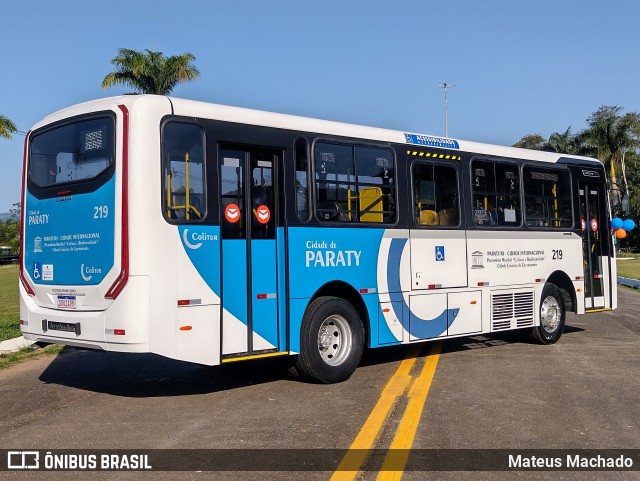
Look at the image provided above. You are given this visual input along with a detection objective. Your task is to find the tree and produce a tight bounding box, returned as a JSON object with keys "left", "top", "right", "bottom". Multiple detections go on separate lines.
{"left": 581, "top": 106, "right": 640, "bottom": 207}
{"left": 544, "top": 127, "right": 579, "bottom": 155}
{"left": 0, "top": 203, "right": 21, "bottom": 254}
{"left": 0, "top": 115, "right": 17, "bottom": 140}
{"left": 513, "top": 106, "right": 640, "bottom": 250}
{"left": 513, "top": 129, "right": 581, "bottom": 154}
{"left": 513, "top": 106, "right": 640, "bottom": 202}
{"left": 101, "top": 48, "right": 200, "bottom": 95}
{"left": 513, "top": 134, "right": 545, "bottom": 150}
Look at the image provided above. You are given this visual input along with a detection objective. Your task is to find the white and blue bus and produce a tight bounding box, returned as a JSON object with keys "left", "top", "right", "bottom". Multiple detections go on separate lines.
{"left": 20, "top": 95, "right": 616, "bottom": 382}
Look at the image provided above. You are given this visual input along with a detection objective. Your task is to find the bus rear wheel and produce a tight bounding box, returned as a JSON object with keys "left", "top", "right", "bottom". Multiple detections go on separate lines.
{"left": 530, "top": 283, "right": 565, "bottom": 344}
{"left": 294, "top": 296, "right": 364, "bottom": 383}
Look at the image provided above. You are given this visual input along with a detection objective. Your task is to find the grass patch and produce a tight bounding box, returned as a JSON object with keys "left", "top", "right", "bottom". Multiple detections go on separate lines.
{"left": 616, "top": 259, "right": 640, "bottom": 280}
{"left": 0, "top": 344, "right": 66, "bottom": 369}
{"left": 616, "top": 250, "right": 640, "bottom": 259}
{"left": 0, "top": 264, "right": 20, "bottom": 342}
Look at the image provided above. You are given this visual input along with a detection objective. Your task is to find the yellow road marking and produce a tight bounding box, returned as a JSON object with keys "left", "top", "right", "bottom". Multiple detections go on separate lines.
{"left": 329, "top": 346, "right": 421, "bottom": 481}
{"left": 376, "top": 341, "right": 443, "bottom": 481}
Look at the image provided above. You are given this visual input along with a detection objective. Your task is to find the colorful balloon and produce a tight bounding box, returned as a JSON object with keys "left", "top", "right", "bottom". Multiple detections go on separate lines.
{"left": 611, "top": 217, "right": 624, "bottom": 229}
{"left": 622, "top": 219, "right": 636, "bottom": 231}
{"left": 615, "top": 228, "right": 627, "bottom": 239}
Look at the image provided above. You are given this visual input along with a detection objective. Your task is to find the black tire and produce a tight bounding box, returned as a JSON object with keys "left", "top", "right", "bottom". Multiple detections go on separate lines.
{"left": 294, "top": 296, "right": 365, "bottom": 383}
{"left": 530, "top": 283, "right": 565, "bottom": 344}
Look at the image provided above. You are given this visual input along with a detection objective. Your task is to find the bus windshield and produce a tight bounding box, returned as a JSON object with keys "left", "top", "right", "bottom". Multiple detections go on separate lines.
{"left": 29, "top": 116, "right": 114, "bottom": 188}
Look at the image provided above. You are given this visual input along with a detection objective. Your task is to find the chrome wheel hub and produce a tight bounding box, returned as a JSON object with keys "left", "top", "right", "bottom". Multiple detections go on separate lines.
{"left": 317, "top": 315, "right": 352, "bottom": 366}
{"left": 541, "top": 295, "right": 560, "bottom": 332}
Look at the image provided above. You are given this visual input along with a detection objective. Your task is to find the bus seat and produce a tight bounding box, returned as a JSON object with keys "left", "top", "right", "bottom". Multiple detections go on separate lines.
{"left": 359, "top": 186, "right": 383, "bottom": 222}
{"left": 438, "top": 208, "right": 458, "bottom": 226}
{"left": 420, "top": 209, "right": 438, "bottom": 225}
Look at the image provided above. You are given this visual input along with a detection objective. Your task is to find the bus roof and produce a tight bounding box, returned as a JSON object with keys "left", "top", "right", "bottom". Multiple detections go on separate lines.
{"left": 35, "top": 94, "right": 603, "bottom": 167}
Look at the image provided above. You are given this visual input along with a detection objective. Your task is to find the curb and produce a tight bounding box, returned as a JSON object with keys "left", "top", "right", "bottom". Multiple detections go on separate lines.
{"left": 0, "top": 336, "right": 35, "bottom": 354}
{"left": 617, "top": 276, "right": 640, "bottom": 289}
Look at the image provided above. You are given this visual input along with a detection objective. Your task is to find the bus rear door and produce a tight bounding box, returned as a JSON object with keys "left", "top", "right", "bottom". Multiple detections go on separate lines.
{"left": 219, "top": 148, "right": 281, "bottom": 358}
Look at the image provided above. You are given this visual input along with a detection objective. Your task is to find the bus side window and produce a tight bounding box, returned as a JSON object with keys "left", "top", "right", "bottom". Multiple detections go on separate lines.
{"left": 355, "top": 146, "right": 395, "bottom": 224}
{"left": 315, "top": 142, "right": 354, "bottom": 222}
{"left": 314, "top": 142, "right": 396, "bottom": 224}
{"left": 295, "top": 138, "right": 310, "bottom": 222}
{"left": 495, "top": 162, "right": 521, "bottom": 226}
{"left": 162, "top": 122, "right": 206, "bottom": 223}
{"left": 523, "top": 167, "right": 572, "bottom": 228}
{"left": 471, "top": 160, "right": 497, "bottom": 226}
{"left": 472, "top": 160, "right": 521, "bottom": 227}
{"left": 412, "top": 162, "right": 458, "bottom": 227}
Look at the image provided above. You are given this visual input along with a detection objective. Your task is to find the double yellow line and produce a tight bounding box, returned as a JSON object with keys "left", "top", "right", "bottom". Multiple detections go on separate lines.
{"left": 330, "top": 341, "right": 442, "bottom": 481}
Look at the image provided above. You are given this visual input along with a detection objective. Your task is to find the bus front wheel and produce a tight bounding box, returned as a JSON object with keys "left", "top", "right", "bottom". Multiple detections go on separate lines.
{"left": 531, "top": 283, "right": 565, "bottom": 344}
{"left": 294, "top": 296, "right": 364, "bottom": 383}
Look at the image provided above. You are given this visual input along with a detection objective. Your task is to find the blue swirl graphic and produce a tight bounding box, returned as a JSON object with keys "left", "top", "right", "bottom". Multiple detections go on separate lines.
{"left": 386, "top": 238, "right": 458, "bottom": 339}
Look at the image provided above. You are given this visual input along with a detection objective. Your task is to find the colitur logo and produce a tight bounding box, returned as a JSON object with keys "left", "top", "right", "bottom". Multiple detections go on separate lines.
{"left": 80, "top": 264, "right": 101, "bottom": 281}
{"left": 182, "top": 229, "right": 218, "bottom": 250}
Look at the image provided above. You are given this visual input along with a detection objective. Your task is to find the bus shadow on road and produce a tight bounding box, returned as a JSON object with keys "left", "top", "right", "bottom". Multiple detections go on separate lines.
{"left": 440, "top": 323, "right": 585, "bottom": 355}
{"left": 38, "top": 348, "right": 297, "bottom": 397}
{"left": 38, "top": 324, "right": 585, "bottom": 396}
{"left": 360, "top": 323, "right": 585, "bottom": 366}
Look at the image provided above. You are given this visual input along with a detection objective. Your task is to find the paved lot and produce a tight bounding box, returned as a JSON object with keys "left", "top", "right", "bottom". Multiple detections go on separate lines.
{"left": 1, "top": 288, "right": 639, "bottom": 480}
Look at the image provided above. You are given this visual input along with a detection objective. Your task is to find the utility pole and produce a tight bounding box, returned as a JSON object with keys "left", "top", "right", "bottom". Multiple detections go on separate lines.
{"left": 437, "top": 82, "right": 455, "bottom": 137}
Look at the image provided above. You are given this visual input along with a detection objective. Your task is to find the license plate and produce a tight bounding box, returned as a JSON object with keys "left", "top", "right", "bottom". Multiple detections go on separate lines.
{"left": 48, "top": 321, "right": 78, "bottom": 333}
{"left": 57, "top": 295, "right": 76, "bottom": 309}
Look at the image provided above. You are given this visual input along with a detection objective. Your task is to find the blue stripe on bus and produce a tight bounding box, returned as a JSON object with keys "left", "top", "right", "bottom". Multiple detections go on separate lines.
{"left": 222, "top": 239, "right": 248, "bottom": 326}
{"left": 276, "top": 227, "right": 287, "bottom": 350}
{"left": 251, "top": 239, "right": 279, "bottom": 347}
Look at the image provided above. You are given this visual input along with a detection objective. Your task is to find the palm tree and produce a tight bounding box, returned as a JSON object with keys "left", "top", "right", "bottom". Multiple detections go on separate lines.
{"left": 544, "top": 127, "right": 577, "bottom": 154}
{"left": 0, "top": 115, "right": 17, "bottom": 140}
{"left": 101, "top": 48, "right": 200, "bottom": 95}
{"left": 581, "top": 106, "right": 640, "bottom": 206}
{"left": 514, "top": 128, "right": 580, "bottom": 155}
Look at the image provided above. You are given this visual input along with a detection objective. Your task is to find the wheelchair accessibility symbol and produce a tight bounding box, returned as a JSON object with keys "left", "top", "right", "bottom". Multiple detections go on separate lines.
{"left": 33, "top": 262, "right": 42, "bottom": 280}
{"left": 435, "top": 246, "right": 445, "bottom": 262}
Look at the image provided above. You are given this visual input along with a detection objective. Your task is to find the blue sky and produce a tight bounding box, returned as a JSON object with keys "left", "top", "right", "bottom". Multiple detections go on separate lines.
{"left": 1, "top": 0, "right": 639, "bottom": 212}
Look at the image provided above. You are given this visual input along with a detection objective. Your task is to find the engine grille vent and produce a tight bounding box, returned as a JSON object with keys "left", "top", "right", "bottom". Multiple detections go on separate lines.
{"left": 491, "top": 290, "right": 534, "bottom": 331}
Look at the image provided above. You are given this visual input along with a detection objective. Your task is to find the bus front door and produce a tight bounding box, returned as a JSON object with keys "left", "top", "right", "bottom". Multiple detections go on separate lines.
{"left": 219, "top": 148, "right": 281, "bottom": 358}
{"left": 578, "top": 182, "right": 611, "bottom": 310}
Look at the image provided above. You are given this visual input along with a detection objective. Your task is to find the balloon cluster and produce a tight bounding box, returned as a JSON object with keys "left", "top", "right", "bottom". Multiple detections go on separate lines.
{"left": 611, "top": 217, "right": 636, "bottom": 239}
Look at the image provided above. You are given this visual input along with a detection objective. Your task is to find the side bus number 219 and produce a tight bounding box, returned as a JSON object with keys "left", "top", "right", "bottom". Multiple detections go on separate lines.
{"left": 552, "top": 249, "right": 563, "bottom": 260}
{"left": 93, "top": 205, "right": 109, "bottom": 219}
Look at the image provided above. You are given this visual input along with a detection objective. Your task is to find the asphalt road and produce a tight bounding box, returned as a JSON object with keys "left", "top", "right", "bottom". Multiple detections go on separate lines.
{"left": 1, "top": 288, "right": 639, "bottom": 481}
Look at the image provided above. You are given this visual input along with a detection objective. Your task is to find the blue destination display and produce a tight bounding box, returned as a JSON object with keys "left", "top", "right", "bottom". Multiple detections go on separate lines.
{"left": 404, "top": 133, "right": 460, "bottom": 149}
